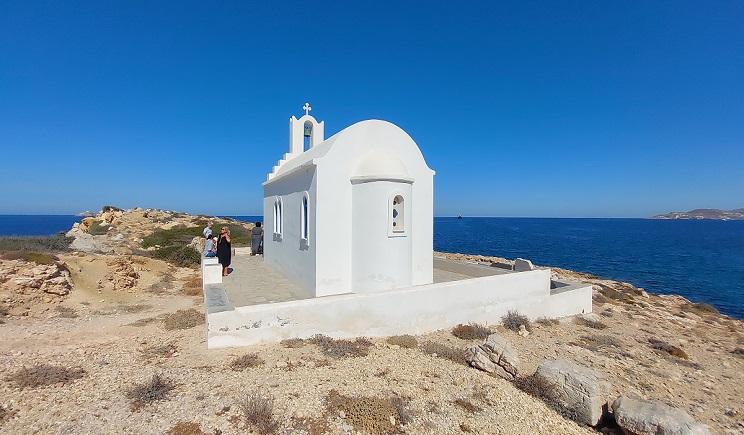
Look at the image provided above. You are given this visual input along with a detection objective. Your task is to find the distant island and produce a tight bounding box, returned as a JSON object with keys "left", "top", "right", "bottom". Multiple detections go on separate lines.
{"left": 651, "top": 208, "right": 744, "bottom": 220}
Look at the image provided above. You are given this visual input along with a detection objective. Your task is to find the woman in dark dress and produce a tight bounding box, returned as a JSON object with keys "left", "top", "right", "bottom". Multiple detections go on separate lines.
{"left": 251, "top": 222, "right": 263, "bottom": 255}
{"left": 216, "top": 226, "right": 231, "bottom": 276}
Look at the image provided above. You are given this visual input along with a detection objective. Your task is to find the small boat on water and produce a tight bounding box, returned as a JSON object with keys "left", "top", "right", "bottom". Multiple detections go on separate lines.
{"left": 457, "top": 214, "right": 462, "bottom": 219}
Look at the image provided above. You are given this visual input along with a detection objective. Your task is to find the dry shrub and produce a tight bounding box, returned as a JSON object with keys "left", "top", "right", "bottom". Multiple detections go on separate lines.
{"left": 230, "top": 353, "right": 264, "bottom": 371}
{"left": 460, "top": 423, "right": 473, "bottom": 433}
{"left": 94, "top": 304, "right": 152, "bottom": 315}
{"left": 5, "top": 364, "right": 86, "bottom": 389}
{"left": 164, "top": 309, "right": 203, "bottom": 330}
{"left": 386, "top": 335, "right": 418, "bottom": 349}
{"left": 574, "top": 316, "right": 609, "bottom": 330}
{"left": 649, "top": 339, "right": 689, "bottom": 359}
{"left": 126, "top": 373, "right": 176, "bottom": 409}
{"left": 240, "top": 390, "right": 279, "bottom": 434}
{"left": 453, "top": 398, "right": 482, "bottom": 414}
{"left": 535, "top": 317, "right": 560, "bottom": 326}
{"left": 183, "top": 275, "right": 202, "bottom": 296}
{"left": 599, "top": 309, "right": 615, "bottom": 318}
{"left": 281, "top": 338, "right": 306, "bottom": 348}
{"left": 325, "top": 389, "right": 410, "bottom": 434}
{"left": 128, "top": 316, "right": 162, "bottom": 327}
{"left": 732, "top": 347, "right": 744, "bottom": 357}
{"left": 291, "top": 416, "right": 331, "bottom": 435}
{"left": 142, "top": 343, "right": 178, "bottom": 360}
{"left": 167, "top": 421, "right": 205, "bottom": 435}
{"left": 452, "top": 323, "right": 491, "bottom": 340}
{"left": 687, "top": 302, "right": 719, "bottom": 315}
{"left": 54, "top": 306, "right": 78, "bottom": 318}
{"left": 420, "top": 341, "right": 466, "bottom": 366}
{"left": 184, "top": 288, "right": 202, "bottom": 296}
{"left": 308, "top": 335, "right": 373, "bottom": 358}
{"left": 502, "top": 310, "right": 532, "bottom": 332}
{"left": 572, "top": 334, "right": 622, "bottom": 352}
{"left": 515, "top": 373, "right": 581, "bottom": 422}
{"left": 0, "top": 404, "right": 19, "bottom": 425}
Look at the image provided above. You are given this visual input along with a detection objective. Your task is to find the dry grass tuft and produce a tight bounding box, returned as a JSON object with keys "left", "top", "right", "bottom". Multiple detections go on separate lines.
{"left": 230, "top": 353, "right": 264, "bottom": 371}
{"left": 460, "top": 423, "right": 473, "bottom": 432}
{"left": 502, "top": 310, "right": 532, "bottom": 332}
{"left": 164, "top": 309, "right": 203, "bottom": 330}
{"left": 574, "top": 316, "right": 609, "bottom": 329}
{"left": 142, "top": 343, "right": 178, "bottom": 360}
{"left": 420, "top": 341, "right": 466, "bottom": 366}
{"left": 453, "top": 398, "right": 482, "bottom": 414}
{"left": 308, "top": 335, "right": 373, "bottom": 358}
{"left": 686, "top": 302, "right": 720, "bottom": 315}
{"left": 240, "top": 390, "right": 279, "bottom": 434}
{"left": 4, "top": 364, "right": 86, "bottom": 389}
{"left": 325, "top": 389, "right": 410, "bottom": 434}
{"left": 649, "top": 338, "right": 689, "bottom": 360}
{"left": 183, "top": 275, "right": 202, "bottom": 296}
{"left": 54, "top": 306, "right": 78, "bottom": 318}
{"left": 126, "top": 373, "right": 176, "bottom": 410}
{"left": 291, "top": 415, "right": 332, "bottom": 435}
{"left": 732, "top": 347, "right": 744, "bottom": 357}
{"left": 94, "top": 304, "right": 152, "bottom": 315}
{"left": 572, "top": 334, "right": 622, "bottom": 353}
{"left": 515, "top": 373, "right": 581, "bottom": 422}
{"left": 0, "top": 404, "right": 19, "bottom": 425}
{"left": 535, "top": 317, "right": 560, "bottom": 326}
{"left": 451, "top": 323, "right": 491, "bottom": 340}
{"left": 386, "top": 335, "right": 419, "bottom": 349}
{"left": 167, "top": 421, "right": 205, "bottom": 435}
{"left": 280, "top": 338, "right": 306, "bottom": 348}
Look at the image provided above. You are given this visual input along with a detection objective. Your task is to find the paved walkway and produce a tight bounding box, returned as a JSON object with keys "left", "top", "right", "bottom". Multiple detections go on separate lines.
{"left": 222, "top": 254, "right": 312, "bottom": 307}
{"left": 221, "top": 254, "right": 510, "bottom": 308}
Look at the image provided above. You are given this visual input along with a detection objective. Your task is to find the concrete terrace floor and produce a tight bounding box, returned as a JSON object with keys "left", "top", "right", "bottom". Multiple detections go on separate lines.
{"left": 222, "top": 254, "right": 511, "bottom": 308}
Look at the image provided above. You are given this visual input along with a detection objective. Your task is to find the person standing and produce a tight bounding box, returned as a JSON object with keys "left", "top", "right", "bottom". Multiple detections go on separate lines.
{"left": 251, "top": 222, "right": 264, "bottom": 255}
{"left": 203, "top": 221, "right": 213, "bottom": 238}
{"left": 216, "top": 226, "right": 231, "bottom": 276}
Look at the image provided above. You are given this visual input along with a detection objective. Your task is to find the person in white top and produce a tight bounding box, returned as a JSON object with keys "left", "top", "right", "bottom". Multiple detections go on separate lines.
{"left": 203, "top": 221, "right": 213, "bottom": 238}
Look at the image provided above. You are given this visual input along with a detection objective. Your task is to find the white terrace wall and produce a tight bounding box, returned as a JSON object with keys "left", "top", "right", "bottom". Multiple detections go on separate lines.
{"left": 206, "top": 269, "right": 593, "bottom": 348}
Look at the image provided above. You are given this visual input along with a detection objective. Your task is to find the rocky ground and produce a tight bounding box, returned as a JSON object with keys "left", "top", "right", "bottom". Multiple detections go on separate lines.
{"left": 0, "top": 209, "right": 742, "bottom": 434}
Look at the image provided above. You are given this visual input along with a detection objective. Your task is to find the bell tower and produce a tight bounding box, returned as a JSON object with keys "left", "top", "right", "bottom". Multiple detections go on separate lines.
{"left": 289, "top": 102, "right": 324, "bottom": 157}
{"left": 267, "top": 103, "right": 326, "bottom": 181}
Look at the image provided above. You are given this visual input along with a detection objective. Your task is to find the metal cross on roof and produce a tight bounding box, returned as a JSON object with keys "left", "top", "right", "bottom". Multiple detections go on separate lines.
{"left": 303, "top": 102, "right": 312, "bottom": 116}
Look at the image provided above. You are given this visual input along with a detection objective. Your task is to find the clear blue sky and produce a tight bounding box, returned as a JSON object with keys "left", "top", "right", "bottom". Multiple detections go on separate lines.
{"left": 2, "top": 1, "right": 742, "bottom": 217}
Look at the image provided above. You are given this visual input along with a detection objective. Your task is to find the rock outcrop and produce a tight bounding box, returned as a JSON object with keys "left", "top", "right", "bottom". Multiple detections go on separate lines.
{"left": 465, "top": 333, "right": 520, "bottom": 381}
{"left": 0, "top": 259, "right": 73, "bottom": 315}
{"left": 612, "top": 396, "right": 711, "bottom": 435}
{"left": 534, "top": 359, "right": 605, "bottom": 426}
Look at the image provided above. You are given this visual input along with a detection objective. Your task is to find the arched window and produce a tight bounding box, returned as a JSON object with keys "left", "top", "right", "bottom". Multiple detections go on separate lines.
{"left": 300, "top": 193, "right": 309, "bottom": 241}
{"left": 273, "top": 197, "right": 283, "bottom": 237}
{"left": 391, "top": 194, "right": 404, "bottom": 233}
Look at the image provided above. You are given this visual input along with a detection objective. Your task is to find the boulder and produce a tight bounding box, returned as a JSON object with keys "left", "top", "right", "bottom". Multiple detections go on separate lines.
{"left": 611, "top": 396, "right": 711, "bottom": 435}
{"left": 534, "top": 359, "right": 604, "bottom": 426}
{"left": 465, "top": 333, "right": 519, "bottom": 381}
{"left": 513, "top": 258, "right": 534, "bottom": 272}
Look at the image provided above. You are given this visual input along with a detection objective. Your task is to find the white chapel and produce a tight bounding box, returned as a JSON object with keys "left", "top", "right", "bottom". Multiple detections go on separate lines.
{"left": 263, "top": 104, "right": 436, "bottom": 297}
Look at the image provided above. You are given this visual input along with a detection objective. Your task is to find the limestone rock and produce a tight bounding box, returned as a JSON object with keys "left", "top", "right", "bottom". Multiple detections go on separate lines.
{"left": 465, "top": 333, "right": 519, "bottom": 381}
{"left": 513, "top": 258, "right": 534, "bottom": 272}
{"left": 612, "top": 396, "right": 711, "bottom": 435}
{"left": 534, "top": 359, "right": 604, "bottom": 426}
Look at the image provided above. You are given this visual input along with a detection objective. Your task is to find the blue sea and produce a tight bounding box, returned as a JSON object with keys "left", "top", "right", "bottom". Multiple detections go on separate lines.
{"left": 2, "top": 215, "right": 742, "bottom": 319}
